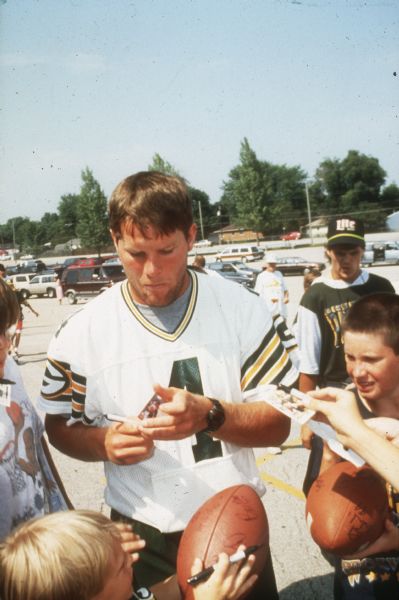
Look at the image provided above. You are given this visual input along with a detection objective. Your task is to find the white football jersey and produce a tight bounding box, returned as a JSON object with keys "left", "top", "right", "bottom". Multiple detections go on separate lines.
{"left": 39, "top": 271, "right": 297, "bottom": 531}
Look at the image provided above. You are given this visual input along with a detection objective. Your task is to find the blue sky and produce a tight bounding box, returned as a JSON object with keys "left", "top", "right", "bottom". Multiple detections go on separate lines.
{"left": 1, "top": 0, "right": 398, "bottom": 223}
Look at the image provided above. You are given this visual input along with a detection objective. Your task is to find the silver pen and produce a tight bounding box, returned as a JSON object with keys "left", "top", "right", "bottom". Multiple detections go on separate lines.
{"left": 105, "top": 413, "right": 132, "bottom": 423}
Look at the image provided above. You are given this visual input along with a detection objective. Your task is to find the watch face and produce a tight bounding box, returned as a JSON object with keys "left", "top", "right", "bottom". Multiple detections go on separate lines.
{"left": 134, "top": 588, "right": 153, "bottom": 599}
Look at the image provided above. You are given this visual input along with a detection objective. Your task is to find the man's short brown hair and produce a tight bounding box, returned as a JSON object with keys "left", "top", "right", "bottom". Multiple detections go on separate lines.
{"left": 109, "top": 171, "right": 193, "bottom": 238}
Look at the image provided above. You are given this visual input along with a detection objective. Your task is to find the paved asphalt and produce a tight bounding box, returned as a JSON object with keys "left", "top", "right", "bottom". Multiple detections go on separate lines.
{"left": 15, "top": 249, "right": 399, "bottom": 600}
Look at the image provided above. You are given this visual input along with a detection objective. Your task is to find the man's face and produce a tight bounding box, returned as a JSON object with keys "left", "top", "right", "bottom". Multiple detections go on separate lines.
{"left": 267, "top": 263, "right": 277, "bottom": 272}
{"left": 326, "top": 245, "right": 363, "bottom": 282}
{"left": 112, "top": 222, "right": 196, "bottom": 307}
{"left": 344, "top": 330, "right": 399, "bottom": 412}
{"left": 92, "top": 541, "right": 134, "bottom": 600}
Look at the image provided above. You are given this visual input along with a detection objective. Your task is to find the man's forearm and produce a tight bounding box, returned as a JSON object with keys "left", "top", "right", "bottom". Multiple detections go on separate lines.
{"left": 45, "top": 414, "right": 108, "bottom": 462}
{"left": 214, "top": 401, "right": 290, "bottom": 448}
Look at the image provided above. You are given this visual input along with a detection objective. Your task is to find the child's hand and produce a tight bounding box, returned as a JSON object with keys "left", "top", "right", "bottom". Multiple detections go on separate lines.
{"left": 114, "top": 522, "right": 145, "bottom": 562}
{"left": 190, "top": 546, "right": 258, "bottom": 600}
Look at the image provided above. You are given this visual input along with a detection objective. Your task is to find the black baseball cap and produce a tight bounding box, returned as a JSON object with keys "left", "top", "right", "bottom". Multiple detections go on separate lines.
{"left": 326, "top": 217, "right": 365, "bottom": 248}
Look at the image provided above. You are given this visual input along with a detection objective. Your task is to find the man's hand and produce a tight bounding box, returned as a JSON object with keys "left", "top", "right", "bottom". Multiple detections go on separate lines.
{"left": 138, "top": 384, "right": 212, "bottom": 441}
{"left": 344, "top": 518, "right": 399, "bottom": 559}
{"left": 104, "top": 419, "right": 155, "bottom": 465}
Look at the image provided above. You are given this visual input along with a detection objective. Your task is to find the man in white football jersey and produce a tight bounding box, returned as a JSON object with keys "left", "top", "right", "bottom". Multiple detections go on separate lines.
{"left": 38, "top": 171, "right": 298, "bottom": 599}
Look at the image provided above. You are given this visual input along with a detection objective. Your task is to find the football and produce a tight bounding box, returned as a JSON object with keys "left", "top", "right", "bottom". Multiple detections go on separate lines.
{"left": 176, "top": 484, "right": 269, "bottom": 599}
{"left": 306, "top": 461, "right": 389, "bottom": 557}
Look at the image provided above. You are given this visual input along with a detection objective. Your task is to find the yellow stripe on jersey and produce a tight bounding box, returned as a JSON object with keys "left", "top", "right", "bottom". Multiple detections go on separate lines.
{"left": 240, "top": 327, "right": 293, "bottom": 391}
{"left": 258, "top": 347, "right": 291, "bottom": 385}
{"left": 241, "top": 332, "right": 280, "bottom": 389}
{"left": 120, "top": 271, "right": 198, "bottom": 342}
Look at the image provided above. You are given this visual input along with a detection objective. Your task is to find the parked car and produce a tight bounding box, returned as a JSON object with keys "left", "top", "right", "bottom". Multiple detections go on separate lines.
{"left": 6, "top": 260, "right": 48, "bottom": 276}
{"left": 6, "top": 273, "right": 37, "bottom": 298}
{"left": 208, "top": 260, "right": 261, "bottom": 287}
{"left": 280, "top": 231, "right": 301, "bottom": 241}
{"left": 25, "top": 272, "right": 57, "bottom": 298}
{"left": 216, "top": 244, "right": 264, "bottom": 263}
{"left": 61, "top": 264, "right": 125, "bottom": 304}
{"left": 193, "top": 239, "right": 212, "bottom": 248}
{"left": 361, "top": 241, "right": 399, "bottom": 267}
{"left": 61, "top": 256, "right": 88, "bottom": 269}
{"left": 272, "top": 256, "right": 325, "bottom": 276}
{"left": 206, "top": 262, "right": 254, "bottom": 287}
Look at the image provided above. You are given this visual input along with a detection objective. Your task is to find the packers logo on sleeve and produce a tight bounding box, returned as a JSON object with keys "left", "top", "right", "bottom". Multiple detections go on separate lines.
{"left": 41, "top": 358, "right": 72, "bottom": 400}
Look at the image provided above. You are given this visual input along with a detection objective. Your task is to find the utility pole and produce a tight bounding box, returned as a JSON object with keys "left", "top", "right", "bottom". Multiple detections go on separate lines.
{"left": 305, "top": 182, "right": 314, "bottom": 245}
{"left": 198, "top": 200, "right": 205, "bottom": 240}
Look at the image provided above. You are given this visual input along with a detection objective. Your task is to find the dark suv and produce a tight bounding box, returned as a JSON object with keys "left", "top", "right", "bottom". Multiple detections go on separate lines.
{"left": 61, "top": 264, "right": 125, "bottom": 304}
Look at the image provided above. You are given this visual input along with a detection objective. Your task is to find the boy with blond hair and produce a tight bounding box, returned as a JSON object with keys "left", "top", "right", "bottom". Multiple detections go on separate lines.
{"left": 0, "top": 510, "right": 257, "bottom": 600}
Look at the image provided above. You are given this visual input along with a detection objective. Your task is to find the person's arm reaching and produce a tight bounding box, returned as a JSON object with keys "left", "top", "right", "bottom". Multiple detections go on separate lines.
{"left": 306, "top": 387, "right": 399, "bottom": 490}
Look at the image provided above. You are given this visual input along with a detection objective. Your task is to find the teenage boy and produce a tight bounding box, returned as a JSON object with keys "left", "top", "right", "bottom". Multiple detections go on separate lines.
{"left": 296, "top": 217, "right": 394, "bottom": 493}
{"left": 304, "top": 293, "right": 399, "bottom": 599}
{"left": 38, "top": 171, "right": 298, "bottom": 598}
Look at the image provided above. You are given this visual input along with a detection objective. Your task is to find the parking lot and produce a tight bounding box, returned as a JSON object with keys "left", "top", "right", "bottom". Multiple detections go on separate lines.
{"left": 14, "top": 252, "right": 399, "bottom": 599}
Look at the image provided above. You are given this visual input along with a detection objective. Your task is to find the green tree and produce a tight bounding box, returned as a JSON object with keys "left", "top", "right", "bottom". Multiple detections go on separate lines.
{"left": 148, "top": 153, "right": 182, "bottom": 178}
{"left": 76, "top": 168, "right": 110, "bottom": 255}
{"left": 381, "top": 183, "right": 399, "bottom": 210}
{"left": 221, "top": 138, "right": 270, "bottom": 235}
{"left": 58, "top": 194, "right": 81, "bottom": 242}
{"left": 221, "top": 139, "right": 307, "bottom": 236}
{"left": 310, "top": 150, "right": 388, "bottom": 229}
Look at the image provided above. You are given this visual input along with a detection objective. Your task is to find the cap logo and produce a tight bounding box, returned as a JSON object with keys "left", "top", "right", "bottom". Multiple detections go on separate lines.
{"left": 335, "top": 219, "right": 356, "bottom": 232}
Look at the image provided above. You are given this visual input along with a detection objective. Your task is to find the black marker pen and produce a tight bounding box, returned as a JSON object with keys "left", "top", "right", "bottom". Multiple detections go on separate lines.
{"left": 187, "top": 544, "right": 262, "bottom": 586}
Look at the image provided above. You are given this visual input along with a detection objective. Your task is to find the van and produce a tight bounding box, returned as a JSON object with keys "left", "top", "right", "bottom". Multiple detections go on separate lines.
{"left": 61, "top": 264, "right": 125, "bottom": 304}
{"left": 216, "top": 245, "right": 265, "bottom": 263}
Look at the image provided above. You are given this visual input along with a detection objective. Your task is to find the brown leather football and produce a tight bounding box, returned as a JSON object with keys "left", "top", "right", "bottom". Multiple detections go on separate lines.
{"left": 306, "top": 461, "right": 389, "bottom": 557}
{"left": 177, "top": 484, "right": 269, "bottom": 599}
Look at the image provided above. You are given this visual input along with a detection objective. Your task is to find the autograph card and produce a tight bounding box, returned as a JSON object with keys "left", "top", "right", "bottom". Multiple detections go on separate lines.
{"left": 138, "top": 393, "right": 165, "bottom": 419}
{"left": 243, "top": 385, "right": 315, "bottom": 425}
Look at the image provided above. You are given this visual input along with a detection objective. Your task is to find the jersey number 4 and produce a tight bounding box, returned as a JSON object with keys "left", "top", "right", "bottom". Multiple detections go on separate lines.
{"left": 169, "top": 358, "right": 223, "bottom": 462}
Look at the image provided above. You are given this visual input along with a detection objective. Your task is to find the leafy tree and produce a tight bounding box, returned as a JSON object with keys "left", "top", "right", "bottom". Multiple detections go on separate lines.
{"left": 58, "top": 194, "right": 81, "bottom": 242}
{"left": 36, "top": 212, "right": 60, "bottom": 250}
{"left": 76, "top": 168, "right": 110, "bottom": 255}
{"left": 310, "top": 150, "right": 388, "bottom": 229}
{"left": 221, "top": 138, "right": 270, "bottom": 235}
{"left": 221, "top": 139, "right": 307, "bottom": 236}
{"left": 148, "top": 153, "right": 182, "bottom": 178}
{"left": 381, "top": 183, "right": 399, "bottom": 209}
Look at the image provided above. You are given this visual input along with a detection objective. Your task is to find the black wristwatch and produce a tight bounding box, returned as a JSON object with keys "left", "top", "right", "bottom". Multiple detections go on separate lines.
{"left": 202, "top": 398, "right": 225, "bottom": 433}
